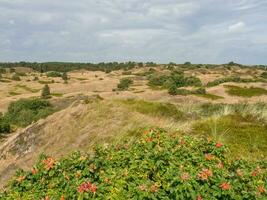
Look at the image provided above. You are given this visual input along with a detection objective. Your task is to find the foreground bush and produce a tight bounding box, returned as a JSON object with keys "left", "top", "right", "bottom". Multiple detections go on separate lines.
{"left": 1, "top": 129, "right": 266, "bottom": 199}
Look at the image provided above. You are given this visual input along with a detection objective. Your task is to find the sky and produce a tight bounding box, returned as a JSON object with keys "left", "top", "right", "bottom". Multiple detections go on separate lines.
{"left": 0, "top": 0, "right": 267, "bottom": 64}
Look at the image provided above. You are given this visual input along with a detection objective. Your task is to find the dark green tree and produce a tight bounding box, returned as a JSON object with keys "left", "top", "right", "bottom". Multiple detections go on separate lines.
{"left": 41, "top": 84, "right": 51, "bottom": 99}
{"left": 62, "top": 72, "right": 68, "bottom": 83}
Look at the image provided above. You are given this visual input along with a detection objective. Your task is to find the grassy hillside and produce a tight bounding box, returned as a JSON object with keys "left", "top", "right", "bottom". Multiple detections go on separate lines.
{"left": 1, "top": 98, "right": 267, "bottom": 189}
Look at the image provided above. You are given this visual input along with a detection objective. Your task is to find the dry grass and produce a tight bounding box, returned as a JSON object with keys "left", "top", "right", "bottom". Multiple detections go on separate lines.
{"left": 2, "top": 67, "right": 267, "bottom": 113}
{"left": 0, "top": 98, "right": 187, "bottom": 186}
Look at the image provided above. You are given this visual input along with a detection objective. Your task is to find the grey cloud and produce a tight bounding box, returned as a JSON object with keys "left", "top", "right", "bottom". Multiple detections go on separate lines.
{"left": 0, "top": 0, "right": 266, "bottom": 64}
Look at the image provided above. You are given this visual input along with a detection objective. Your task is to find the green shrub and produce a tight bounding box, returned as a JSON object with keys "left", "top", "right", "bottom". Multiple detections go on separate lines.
{"left": 261, "top": 72, "right": 267, "bottom": 79}
{"left": 168, "top": 84, "right": 178, "bottom": 95}
{"left": 4, "top": 98, "right": 54, "bottom": 127}
{"left": 62, "top": 72, "right": 68, "bottom": 83}
{"left": 148, "top": 71, "right": 201, "bottom": 89}
{"left": 117, "top": 78, "right": 133, "bottom": 90}
{"left": 182, "top": 76, "right": 202, "bottom": 87}
{"left": 11, "top": 74, "right": 21, "bottom": 81}
{"left": 46, "top": 71, "right": 62, "bottom": 77}
{"left": 148, "top": 74, "right": 168, "bottom": 87}
{"left": 1, "top": 129, "right": 266, "bottom": 199}
{"left": 0, "top": 118, "right": 10, "bottom": 134}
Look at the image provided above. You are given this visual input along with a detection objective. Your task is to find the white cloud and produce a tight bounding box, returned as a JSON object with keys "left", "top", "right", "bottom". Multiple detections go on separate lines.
{"left": 228, "top": 22, "right": 246, "bottom": 33}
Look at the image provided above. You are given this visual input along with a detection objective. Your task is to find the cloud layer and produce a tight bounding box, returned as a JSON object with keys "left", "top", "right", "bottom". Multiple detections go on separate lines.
{"left": 1, "top": 0, "right": 267, "bottom": 64}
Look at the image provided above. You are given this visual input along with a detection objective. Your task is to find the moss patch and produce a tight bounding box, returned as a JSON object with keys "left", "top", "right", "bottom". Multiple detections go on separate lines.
{"left": 224, "top": 85, "right": 267, "bottom": 97}
{"left": 192, "top": 114, "right": 267, "bottom": 159}
{"left": 118, "top": 99, "right": 185, "bottom": 120}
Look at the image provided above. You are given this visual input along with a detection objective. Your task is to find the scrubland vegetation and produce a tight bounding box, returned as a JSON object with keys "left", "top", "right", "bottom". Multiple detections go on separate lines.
{"left": 0, "top": 62, "right": 267, "bottom": 199}
{"left": 1, "top": 129, "right": 266, "bottom": 199}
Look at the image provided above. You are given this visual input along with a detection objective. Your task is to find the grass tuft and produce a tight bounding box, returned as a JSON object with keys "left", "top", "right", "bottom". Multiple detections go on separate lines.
{"left": 195, "top": 93, "right": 224, "bottom": 100}
{"left": 118, "top": 99, "right": 185, "bottom": 120}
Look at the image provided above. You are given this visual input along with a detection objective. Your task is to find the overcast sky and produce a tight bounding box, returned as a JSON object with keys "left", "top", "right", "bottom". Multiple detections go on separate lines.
{"left": 0, "top": 0, "right": 267, "bottom": 64}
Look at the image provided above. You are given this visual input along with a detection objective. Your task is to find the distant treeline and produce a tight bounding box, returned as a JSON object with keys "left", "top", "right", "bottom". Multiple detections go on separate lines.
{"left": 0, "top": 61, "right": 156, "bottom": 73}
{"left": 0, "top": 61, "right": 266, "bottom": 73}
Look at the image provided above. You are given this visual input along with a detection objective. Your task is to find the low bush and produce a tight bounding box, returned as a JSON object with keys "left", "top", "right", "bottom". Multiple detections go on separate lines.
{"left": 62, "top": 72, "right": 68, "bottom": 83}
{"left": 11, "top": 74, "right": 21, "bottom": 81}
{"left": 148, "top": 75, "right": 168, "bottom": 87}
{"left": 117, "top": 78, "right": 133, "bottom": 90}
{"left": 3, "top": 98, "right": 54, "bottom": 128}
{"left": 46, "top": 71, "right": 62, "bottom": 78}
{"left": 261, "top": 72, "right": 267, "bottom": 79}
{"left": 168, "top": 84, "right": 178, "bottom": 95}
{"left": 0, "top": 118, "right": 10, "bottom": 134}
{"left": 148, "top": 71, "right": 202, "bottom": 89}
{"left": 1, "top": 129, "right": 266, "bottom": 199}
